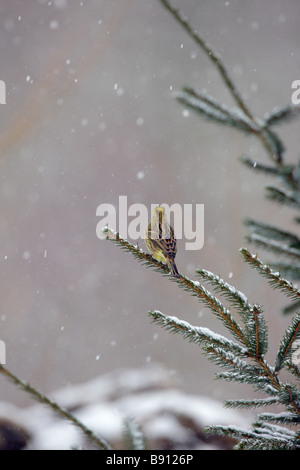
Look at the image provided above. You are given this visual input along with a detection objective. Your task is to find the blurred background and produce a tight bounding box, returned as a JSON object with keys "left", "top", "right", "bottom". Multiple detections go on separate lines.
{"left": 0, "top": 0, "right": 299, "bottom": 418}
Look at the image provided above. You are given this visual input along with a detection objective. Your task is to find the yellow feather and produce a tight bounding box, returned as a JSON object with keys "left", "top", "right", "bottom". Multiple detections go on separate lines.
{"left": 145, "top": 206, "right": 180, "bottom": 277}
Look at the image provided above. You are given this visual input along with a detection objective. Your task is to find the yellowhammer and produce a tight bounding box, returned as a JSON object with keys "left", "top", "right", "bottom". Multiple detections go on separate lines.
{"left": 145, "top": 206, "right": 180, "bottom": 278}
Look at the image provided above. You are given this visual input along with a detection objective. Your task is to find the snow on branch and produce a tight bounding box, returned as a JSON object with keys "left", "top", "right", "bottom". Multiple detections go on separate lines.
{"left": 240, "top": 248, "right": 300, "bottom": 301}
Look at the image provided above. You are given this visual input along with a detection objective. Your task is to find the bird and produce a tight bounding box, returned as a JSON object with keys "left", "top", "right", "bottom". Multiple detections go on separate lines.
{"left": 145, "top": 206, "right": 180, "bottom": 278}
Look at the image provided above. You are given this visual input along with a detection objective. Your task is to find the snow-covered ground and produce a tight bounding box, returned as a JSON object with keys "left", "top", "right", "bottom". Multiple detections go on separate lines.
{"left": 0, "top": 364, "right": 249, "bottom": 450}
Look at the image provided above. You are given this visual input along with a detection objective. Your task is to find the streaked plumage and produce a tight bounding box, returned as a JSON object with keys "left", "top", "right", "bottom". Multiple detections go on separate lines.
{"left": 145, "top": 206, "right": 180, "bottom": 278}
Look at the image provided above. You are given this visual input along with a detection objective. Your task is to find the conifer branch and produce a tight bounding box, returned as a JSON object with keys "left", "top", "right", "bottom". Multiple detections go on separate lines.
{"left": 158, "top": 0, "right": 286, "bottom": 166}
{"left": 266, "top": 186, "right": 300, "bottom": 209}
{"left": 122, "top": 416, "right": 147, "bottom": 450}
{"left": 176, "top": 278, "right": 245, "bottom": 343}
{"left": 257, "top": 411, "right": 300, "bottom": 426}
{"left": 224, "top": 397, "right": 279, "bottom": 410}
{"left": 215, "top": 370, "right": 278, "bottom": 394}
{"left": 175, "top": 88, "right": 257, "bottom": 134}
{"left": 203, "top": 347, "right": 260, "bottom": 375}
{"left": 285, "top": 361, "right": 300, "bottom": 381}
{"left": 275, "top": 312, "right": 300, "bottom": 372}
{"left": 283, "top": 300, "right": 300, "bottom": 316}
{"left": 102, "top": 227, "right": 246, "bottom": 344}
{"left": 149, "top": 310, "right": 300, "bottom": 415}
{"left": 158, "top": 0, "right": 252, "bottom": 119}
{"left": 101, "top": 226, "right": 170, "bottom": 276}
{"left": 0, "top": 364, "right": 111, "bottom": 450}
{"left": 207, "top": 423, "right": 299, "bottom": 450}
{"left": 246, "top": 233, "right": 300, "bottom": 260}
{"left": 240, "top": 156, "right": 281, "bottom": 175}
{"left": 244, "top": 220, "right": 300, "bottom": 286}
{"left": 104, "top": 231, "right": 300, "bottom": 447}
{"left": 148, "top": 310, "right": 247, "bottom": 357}
{"left": 279, "top": 384, "right": 300, "bottom": 415}
{"left": 196, "top": 268, "right": 252, "bottom": 314}
{"left": 245, "top": 219, "right": 300, "bottom": 247}
{"left": 106, "top": 231, "right": 300, "bottom": 419}
{"left": 263, "top": 104, "right": 300, "bottom": 127}
{"left": 271, "top": 264, "right": 300, "bottom": 282}
{"left": 260, "top": 128, "right": 285, "bottom": 163}
{"left": 243, "top": 305, "right": 268, "bottom": 359}
{"left": 240, "top": 248, "right": 300, "bottom": 301}
{"left": 180, "top": 87, "right": 257, "bottom": 129}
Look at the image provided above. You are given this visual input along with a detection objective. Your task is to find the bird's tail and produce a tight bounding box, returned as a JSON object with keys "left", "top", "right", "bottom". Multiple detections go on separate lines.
{"left": 168, "top": 260, "right": 180, "bottom": 278}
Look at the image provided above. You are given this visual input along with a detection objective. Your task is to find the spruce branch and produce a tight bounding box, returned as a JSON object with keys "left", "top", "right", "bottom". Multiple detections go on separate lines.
{"left": 195, "top": 270, "right": 270, "bottom": 357}
{"left": 196, "top": 268, "right": 252, "bottom": 314}
{"left": 149, "top": 309, "right": 295, "bottom": 407}
{"left": 148, "top": 310, "right": 248, "bottom": 357}
{"left": 240, "top": 156, "right": 281, "bottom": 175}
{"left": 122, "top": 416, "right": 147, "bottom": 450}
{"left": 224, "top": 397, "right": 280, "bottom": 410}
{"left": 106, "top": 232, "right": 300, "bottom": 419}
{"left": 175, "top": 88, "right": 257, "bottom": 134}
{"left": 176, "top": 278, "right": 245, "bottom": 343}
{"left": 158, "top": 0, "right": 286, "bottom": 166}
{"left": 245, "top": 219, "right": 300, "bottom": 247}
{"left": 101, "top": 226, "right": 170, "bottom": 276}
{"left": 244, "top": 220, "right": 300, "bottom": 280}
{"left": 283, "top": 300, "right": 300, "bottom": 316}
{"left": 274, "top": 312, "right": 300, "bottom": 372}
{"left": 158, "top": 0, "right": 252, "bottom": 119}
{"left": 215, "top": 371, "right": 278, "bottom": 395}
{"left": 285, "top": 361, "right": 300, "bottom": 381}
{"left": 266, "top": 186, "right": 300, "bottom": 209}
{"left": 180, "top": 87, "right": 257, "bottom": 130}
{"left": 271, "top": 264, "right": 300, "bottom": 282}
{"left": 278, "top": 384, "right": 300, "bottom": 414}
{"left": 240, "top": 248, "right": 300, "bottom": 302}
{"left": 105, "top": 231, "right": 300, "bottom": 446}
{"left": 0, "top": 364, "right": 111, "bottom": 450}
{"left": 257, "top": 411, "right": 300, "bottom": 426}
{"left": 263, "top": 104, "right": 300, "bottom": 127}
{"left": 260, "top": 128, "right": 285, "bottom": 163}
{"left": 203, "top": 347, "right": 261, "bottom": 376}
{"left": 246, "top": 233, "right": 300, "bottom": 260}
{"left": 102, "top": 227, "right": 246, "bottom": 344}
{"left": 243, "top": 305, "right": 268, "bottom": 359}
{"left": 207, "top": 423, "right": 299, "bottom": 450}
{"left": 248, "top": 236, "right": 300, "bottom": 264}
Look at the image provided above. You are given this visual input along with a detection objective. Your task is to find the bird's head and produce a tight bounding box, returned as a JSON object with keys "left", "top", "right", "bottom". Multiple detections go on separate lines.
{"left": 154, "top": 206, "right": 166, "bottom": 217}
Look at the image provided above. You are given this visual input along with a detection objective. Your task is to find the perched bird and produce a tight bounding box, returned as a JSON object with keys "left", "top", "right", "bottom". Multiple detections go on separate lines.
{"left": 145, "top": 206, "right": 180, "bottom": 278}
